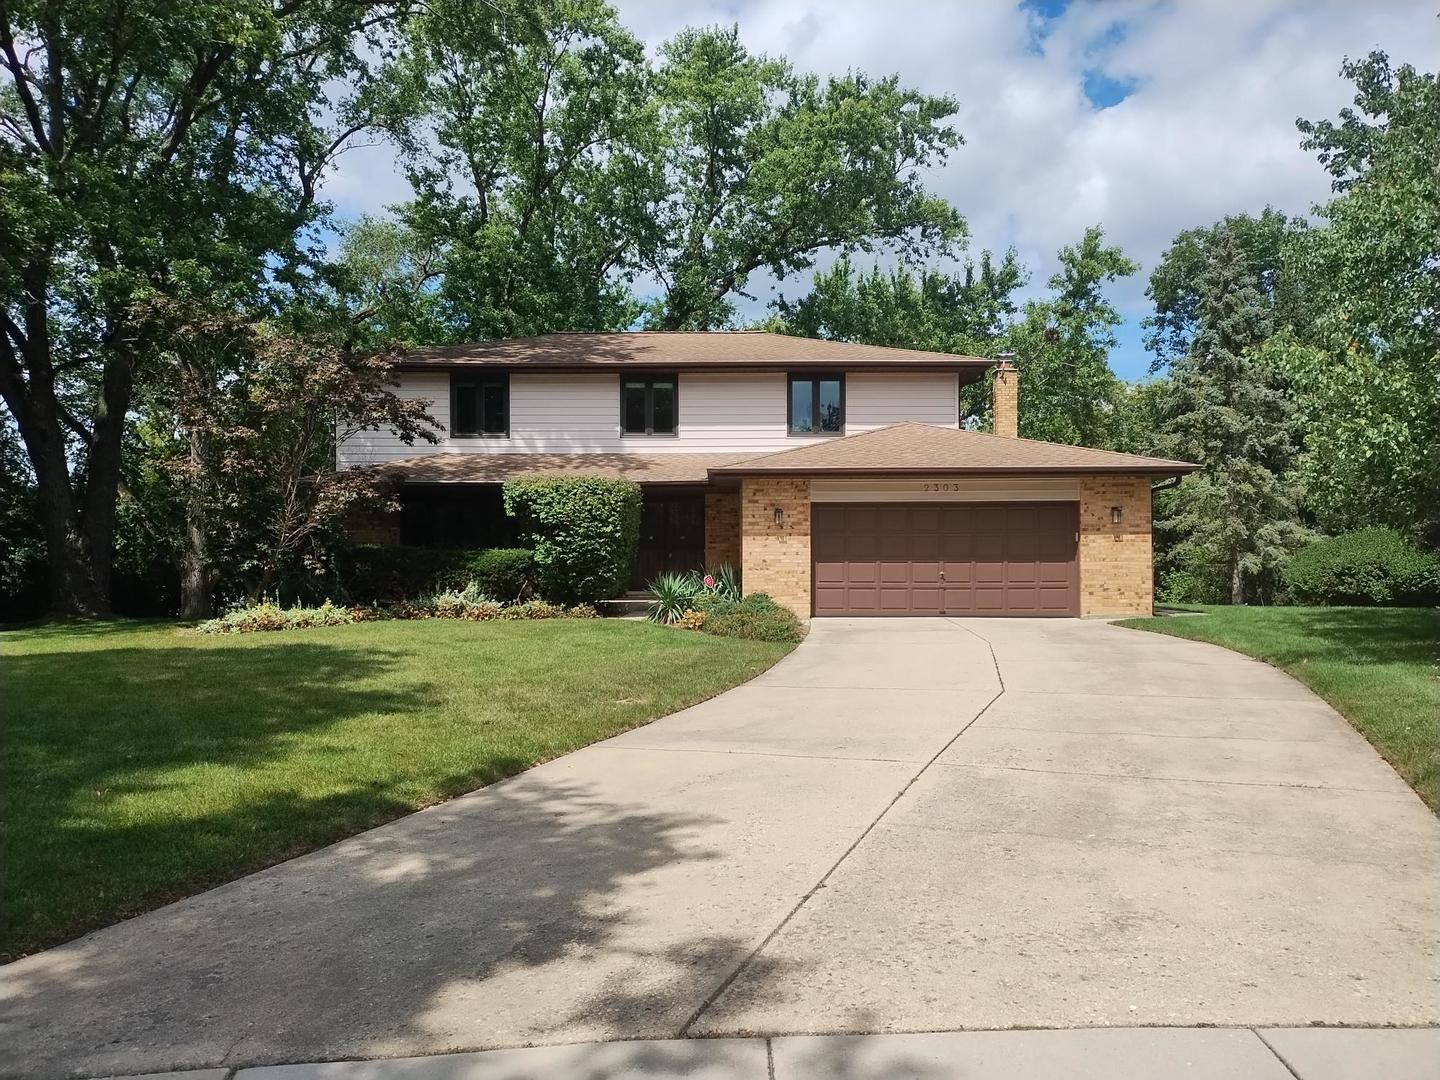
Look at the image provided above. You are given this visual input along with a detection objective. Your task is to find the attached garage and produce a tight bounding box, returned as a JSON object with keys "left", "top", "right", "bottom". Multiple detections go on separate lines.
{"left": 811, "top": 502, "right": 1079, "bottom": 617}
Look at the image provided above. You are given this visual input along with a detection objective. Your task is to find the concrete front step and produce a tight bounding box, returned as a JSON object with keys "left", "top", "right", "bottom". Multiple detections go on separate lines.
{"left": 127, "top": 1027, "right": 1440, "bottom": 1080}
{"left": 596, "top": 594, "right": 651, "bottom": 617}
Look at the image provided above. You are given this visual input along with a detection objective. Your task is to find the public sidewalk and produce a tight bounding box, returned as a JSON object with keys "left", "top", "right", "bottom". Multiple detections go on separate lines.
{"left": 104, "top": 1027, "right": 1440, "bottom": 1080}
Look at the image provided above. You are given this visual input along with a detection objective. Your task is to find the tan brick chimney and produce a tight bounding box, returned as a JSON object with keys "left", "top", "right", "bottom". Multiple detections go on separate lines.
{"left": 992, "top": 357, "right": 1018, "bottom": 438}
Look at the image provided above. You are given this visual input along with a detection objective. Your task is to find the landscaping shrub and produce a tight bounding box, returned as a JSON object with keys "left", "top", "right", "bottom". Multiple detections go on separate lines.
{"left": 697, "top": 592, "right": 804, "bottom": 643}
{"left": 198, "top": 600, "right": 357, "bottom": 634}
{"left": 648, "top": 564, "right": 743, "bottom": 623}
{"left": 337, "top": 546, "right": 535, "bottom": 603}
{"left": 1283, "top": 528, "right": 1440, "bottom": 606}
{"left": 503, "top": 477, "right": 641, "bottom": 603}
{"left": 648, "top": 571, "right": 701, "bottom": 624}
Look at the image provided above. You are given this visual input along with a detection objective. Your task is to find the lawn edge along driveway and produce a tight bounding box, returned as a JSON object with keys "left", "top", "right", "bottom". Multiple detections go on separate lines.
{"left": 1117, "top": 605, "right": 1438, "bottom": 811}
{"left": 1, "top": 618, "right": 794, "bottom": 960}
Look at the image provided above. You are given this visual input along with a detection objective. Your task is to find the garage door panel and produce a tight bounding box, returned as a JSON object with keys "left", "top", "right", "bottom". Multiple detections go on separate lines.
{"left": 811, "top": 502, "right": 1078, "bottom": 617}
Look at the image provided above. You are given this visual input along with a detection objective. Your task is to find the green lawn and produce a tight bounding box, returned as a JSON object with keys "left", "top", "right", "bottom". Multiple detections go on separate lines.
{"left": 1118, "top": 606, "right": 1439, "bottom": 811}
{"left": 0, "top": 618, "right": 793, "bottom": 960}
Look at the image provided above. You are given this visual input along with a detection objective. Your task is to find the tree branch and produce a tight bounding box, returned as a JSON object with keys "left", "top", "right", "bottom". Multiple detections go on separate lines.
{"left": 0, "top": 3, "right": 52, "bottom": 153}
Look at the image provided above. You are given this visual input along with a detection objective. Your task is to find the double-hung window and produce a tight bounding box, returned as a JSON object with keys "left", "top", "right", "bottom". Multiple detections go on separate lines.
{"left": 450, "top": 372, "right": 509, "bottom": 436}
{"left": 788, "top": 374, "right": 844, "bottom": 434}
{"left": 621, "top": 374, "right": 678, "bottom": 435}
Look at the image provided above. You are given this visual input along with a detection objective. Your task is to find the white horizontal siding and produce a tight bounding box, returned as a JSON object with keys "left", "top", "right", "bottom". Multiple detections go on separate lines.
{"left": 337, "top": 369, "right": 961, "bottom": 467}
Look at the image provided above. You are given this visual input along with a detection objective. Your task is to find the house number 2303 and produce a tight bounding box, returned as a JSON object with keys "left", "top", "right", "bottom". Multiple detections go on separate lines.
{"left": 921, "top": 482, "right": 966, "bottom": 492}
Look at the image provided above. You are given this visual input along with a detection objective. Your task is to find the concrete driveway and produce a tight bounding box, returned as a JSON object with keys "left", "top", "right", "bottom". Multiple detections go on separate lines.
{"left": 3, "top": 619, "right": 1437, "bottom": 1078}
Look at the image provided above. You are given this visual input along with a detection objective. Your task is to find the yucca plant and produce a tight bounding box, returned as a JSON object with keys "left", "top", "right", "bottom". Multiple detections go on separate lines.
{"left": 647, "top": 571, "right": 701, "bottom": 624}
{"left": 704, "top": 564, "right": 741, "bottom": 602}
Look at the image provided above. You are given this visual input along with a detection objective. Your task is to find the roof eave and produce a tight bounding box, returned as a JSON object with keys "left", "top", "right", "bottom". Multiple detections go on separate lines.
{"left": 709, "top": 464, "right": 1200, "bottom": 479}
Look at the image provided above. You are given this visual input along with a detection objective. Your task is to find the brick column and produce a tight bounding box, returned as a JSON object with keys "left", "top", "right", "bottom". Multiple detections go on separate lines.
{"left": 740, "top": 478, "right": 811, "bottom": 618}
{"left": 1079, "top": 475, "right": 1152, "bottom": 617}
{"left": 704, "top": 491, "right": 741, "bottom": 570}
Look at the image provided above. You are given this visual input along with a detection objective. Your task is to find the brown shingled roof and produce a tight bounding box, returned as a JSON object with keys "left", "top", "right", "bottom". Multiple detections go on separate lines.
{"left": 398, "top": 331, "right": 992, "bottom": 370}
{"left": 369, "top": 452, "right": 753, "bottom": 485}
{"left": 708, "top": 423, "right": 1198, "bottom": 477}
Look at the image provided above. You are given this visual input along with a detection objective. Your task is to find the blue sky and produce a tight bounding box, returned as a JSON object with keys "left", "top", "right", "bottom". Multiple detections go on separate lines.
{"left": 321, "top": 1, "right": 1437, "bottom": 381}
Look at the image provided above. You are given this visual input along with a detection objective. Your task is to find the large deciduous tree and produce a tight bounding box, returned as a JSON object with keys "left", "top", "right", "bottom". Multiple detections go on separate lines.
{"left": 642, "top": 27, "right": 965, "bottom": 329}
{"left": 1156, "top": 229, "right": 1304, "bottom": 604}
{"left": 379, "top": 0, "right": 652, "bottom": 340}
{"left": 1287, "top": 52, "right": 1439, "bottom": 540}
{"left": 1003, "top": 226, "right": 1137, "bottom": 447}
{"left": 769, "top": 250, "right": 1025, "bottom": 355}
{"left": 0, "top": 0, "right": 410, "bottom": 615}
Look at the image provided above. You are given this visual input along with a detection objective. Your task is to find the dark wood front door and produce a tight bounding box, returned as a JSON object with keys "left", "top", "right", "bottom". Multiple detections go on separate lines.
{"left": 631, "top": 492, "right": 706, "bottom": 589}
{"left": 812, "top": 502, "right": 1079, "bottom": 617}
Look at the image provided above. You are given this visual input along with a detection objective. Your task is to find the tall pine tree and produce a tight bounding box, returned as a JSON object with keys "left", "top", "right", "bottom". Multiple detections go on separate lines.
{"left": 1158, "top": 229, "right": 1304, "bottom": 604}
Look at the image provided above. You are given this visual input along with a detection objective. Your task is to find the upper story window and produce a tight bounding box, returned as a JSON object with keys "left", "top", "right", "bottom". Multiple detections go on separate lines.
{"left": 450, "top": 372, "right": 509, "bottom": 436}
{"left": 788, "top": 374, "right": 844, "bottom": 435}
{"left": 621, "top": 374, "right": 677, "bottom": 435}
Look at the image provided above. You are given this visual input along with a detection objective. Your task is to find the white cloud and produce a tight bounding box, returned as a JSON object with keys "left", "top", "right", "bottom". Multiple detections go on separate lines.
{"left": 318, "top": 0, "right": 1439, "bottom": 376}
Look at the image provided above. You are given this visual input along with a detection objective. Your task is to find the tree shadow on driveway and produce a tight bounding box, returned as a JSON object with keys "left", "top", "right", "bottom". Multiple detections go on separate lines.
{"left": 0, "top": 771, "right": 803, "bottom": 1079}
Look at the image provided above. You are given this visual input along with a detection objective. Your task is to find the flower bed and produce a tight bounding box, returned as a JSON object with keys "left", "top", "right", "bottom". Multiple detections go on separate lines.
{"left": 198, "top": 588, "right": 596, "bottom": 634}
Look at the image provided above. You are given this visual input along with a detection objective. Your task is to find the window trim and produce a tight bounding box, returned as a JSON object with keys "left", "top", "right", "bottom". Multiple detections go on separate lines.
{"left": 619, "top": 372, "right": 680, "bottom": 437}
{"left": 449, "top": 370, "right": 510, "bottom": 438}
{"left": 787, "top": 372, "right": 846, "bottom": 436}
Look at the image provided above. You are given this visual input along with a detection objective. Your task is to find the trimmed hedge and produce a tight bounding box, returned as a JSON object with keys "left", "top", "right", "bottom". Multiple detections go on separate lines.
{"left": 337, "top": 546, "right": 535, "bottom": 603}
{"left": 1283, "top": 528, "right": 1440, "bottom": 606}
{"left": 503, "top": 477, "right": 641, "bottom": 603}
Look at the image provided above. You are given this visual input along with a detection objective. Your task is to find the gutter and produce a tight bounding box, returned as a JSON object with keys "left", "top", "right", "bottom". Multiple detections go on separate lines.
{"left": 1151, "top": 476, "right": 1183, "bottom": 493}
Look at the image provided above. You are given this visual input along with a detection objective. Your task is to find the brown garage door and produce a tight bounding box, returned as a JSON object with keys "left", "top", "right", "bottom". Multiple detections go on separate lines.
{"left": 812, "top": 502, "right": 1079, "bottom": 617}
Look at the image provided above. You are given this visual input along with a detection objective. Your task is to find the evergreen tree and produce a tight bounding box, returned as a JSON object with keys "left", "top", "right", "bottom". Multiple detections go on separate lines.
{"left": 1157, "top": 229, "right": 1304, "bottom": 603}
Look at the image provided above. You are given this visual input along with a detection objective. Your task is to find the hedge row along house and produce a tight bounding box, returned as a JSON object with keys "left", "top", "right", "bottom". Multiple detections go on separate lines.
{"left": 342, "top": 333, "right": 1196, "bottom": 618}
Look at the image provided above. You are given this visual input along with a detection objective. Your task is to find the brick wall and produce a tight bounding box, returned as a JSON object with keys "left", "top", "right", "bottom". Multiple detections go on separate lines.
{"left": 1079, "top": 475, "right": 1153, "bottom": 617}
{"left": 704, "top": 492, "right": 741, "bottom": 570}
{"left": 740, "top": 478, "right": 811, "bottom": 617}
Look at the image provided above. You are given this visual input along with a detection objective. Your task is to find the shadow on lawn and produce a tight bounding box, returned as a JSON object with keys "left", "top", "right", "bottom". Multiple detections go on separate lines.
{"left": 1235, "top": 607, "right": 1440, "bottom": 668}
{"left": 2, "top": 639, "right": 444, "bottom": 958}
{"left": 0, "top": 775, "right": 806, "bottom": 1080}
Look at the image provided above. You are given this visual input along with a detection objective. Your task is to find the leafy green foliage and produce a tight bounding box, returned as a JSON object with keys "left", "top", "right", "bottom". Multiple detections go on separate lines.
{"left": 336, "top": 546, "right": 534, "bottom": 604}
{"left": 503, "top": 477, "right": 641, "bottom": 603}
{"left": 642, "top": 27, "right": 965, "bottom": 329}
{"left": 700, "top": 593, "right": 805, "bottom": 642}
{"left": 197, "top": 600, "right": 358, "bottom": 635}
{"left": 1283, "top": 529, "right": 1440, "bottom": 607}
{"left": 1155, "top": 228, "right": 1306, "bottom": 604}
{"left": 770, "top": 251, "right": 1023, "bottom": 356}
{"left": 1286, "top": 53, "right": 1440, "bottom": 539}
{"left": 999, "top": 227, "right": 1137, "bottom": 446}
{"left": 0, "top": 0, "right": 413, "bottom": 615}
{"left": 647, "top": 571, "right": 701, "bottom": 624}
{"left": 1143, "top": 208, "right": 1315, "bottom": 366}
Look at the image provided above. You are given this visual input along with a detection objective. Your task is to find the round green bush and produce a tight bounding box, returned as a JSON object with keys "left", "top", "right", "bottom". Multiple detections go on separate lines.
{"left": 700, "top": 595, "right": 805, "bottom": 643}
{"left": 1282, "top": 528, "right": 1440, "bottom": 606}
{"left": 502, "top": 477, "right": 642, "bottom": 603}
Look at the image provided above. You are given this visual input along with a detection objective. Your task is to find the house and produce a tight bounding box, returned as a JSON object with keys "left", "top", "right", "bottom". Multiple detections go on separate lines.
{"left": 341, "top": 331, "right": 1196, "bottom": 618}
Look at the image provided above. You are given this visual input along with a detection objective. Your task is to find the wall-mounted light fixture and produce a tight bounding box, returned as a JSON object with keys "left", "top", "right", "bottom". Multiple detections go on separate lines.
{"left": 773, "top": 506, "right": 785, "bottom": 527}
{"left": 1110, "top": 505, "right": 1124, "bottom": 525}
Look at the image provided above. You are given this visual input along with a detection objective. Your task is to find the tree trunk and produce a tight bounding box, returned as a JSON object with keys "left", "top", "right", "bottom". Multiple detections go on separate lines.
{"left": 17, "top": 405, "right": 108, "bottom": 617}
{"left": 0, "top": 365, "right": 109, "bottom": 617}
{"left": 80, "top": 351, "right": 136, "bottom": 605}
{"left": 178, "top": 430, "right": 213, "bottom": 620}
{"left": 1230, "top": 556, "right": 1244, "bottom": 605}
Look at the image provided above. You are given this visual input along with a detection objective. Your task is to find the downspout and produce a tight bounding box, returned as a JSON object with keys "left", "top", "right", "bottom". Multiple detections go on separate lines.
{"left": 1151, "top": 476, "right": 1182, "bottom": 493}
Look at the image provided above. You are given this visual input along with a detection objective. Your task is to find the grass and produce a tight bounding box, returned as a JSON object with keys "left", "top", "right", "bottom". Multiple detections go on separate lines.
{"left": 0, "top": 618, "right": 793, "bottom": 960}
{"left": 1117, "top": 606, "right": 1439, "bottom": 811}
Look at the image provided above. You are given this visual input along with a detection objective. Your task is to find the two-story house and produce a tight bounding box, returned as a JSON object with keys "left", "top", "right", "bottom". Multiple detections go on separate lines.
{"left": 340, "top": 331, "right": 1196, "bottom": 618}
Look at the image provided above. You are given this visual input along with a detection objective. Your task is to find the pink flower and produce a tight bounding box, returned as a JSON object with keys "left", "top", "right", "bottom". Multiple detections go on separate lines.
{"left": 703, "top": 574, "right": 715, "bottom": 589}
